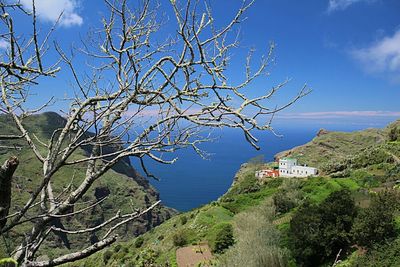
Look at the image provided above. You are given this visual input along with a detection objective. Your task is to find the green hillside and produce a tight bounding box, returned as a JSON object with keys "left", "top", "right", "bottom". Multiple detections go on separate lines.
{"left": 0, "top": 112, "right": 175, "bottom": 259}
{"left": 276, "top": 120, "right": 400, "bottom": 176}
{"left": 75, "top": 120, "right": 400, "bottom": 267}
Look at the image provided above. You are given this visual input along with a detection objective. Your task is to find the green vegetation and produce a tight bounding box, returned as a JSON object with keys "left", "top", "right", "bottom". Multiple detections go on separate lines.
{"left": 351, "top": 237, "right": 400, "bottom": 267}
{"left": 172, "top": 231, "right": 188, "bottom": 247}
{"left": 0, "top": 258, "right": 17, "bottom": 267}
{"left": 103, "top": 250, "right": 113, "bottom": 264}
{"left": 134, "top": 236, "right": 145, "bottom": 248}
{"left": 180, "top": 215, "right": 188, "bottom": 225}
{"left": 219, "top": 200, "right": 290, "bottom": 267}
{"left": 211, "top": 223, "right": 234, "bottom": 253}
{"left": 0, "top": 113, "right": 175, "bottom": 259}
{"left": 289, "top": 190, "right": 357, "bottom": 266}
{"left": 9, "top": 118, "right": 397, "bottom": 266}
{"left": 352, "top": 191, "right": 399, "bottom": 248}
{"left": 220, "top": 165, "right": 282, "bottom": 213}
{"left": 74, "top": 120, "right": 400, "bottom": 267}
{"left": 273, "top": 179, "right": 303, "bottom": 214}
{"left": 287, "top": 189, "right": 400, "bottom": 267}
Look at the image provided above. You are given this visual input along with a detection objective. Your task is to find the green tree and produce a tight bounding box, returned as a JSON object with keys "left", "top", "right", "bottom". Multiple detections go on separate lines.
{"left": 352, "top": 191, "right": 398, "bottom": 248}
{"left": 172, "top": 231, "right": 187, "bottom": 247}
{"left": 213, "top": 223, "right": 234, "bottom": 253}
{"left": 273, "top": 179, "right": 303, "bottom": 214}
{"left": 289, "top": 190, "right": 356, "bottom": 266}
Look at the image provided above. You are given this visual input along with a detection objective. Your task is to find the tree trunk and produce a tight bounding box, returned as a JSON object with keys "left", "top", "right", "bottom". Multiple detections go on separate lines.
{"left": 0, "top": 156, "right": 19, "bottom": 231}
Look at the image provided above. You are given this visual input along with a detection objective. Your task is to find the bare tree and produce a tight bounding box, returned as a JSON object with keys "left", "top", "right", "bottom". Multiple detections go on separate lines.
{"left": 0, "top": 0, "right": 309, "bottom": 266}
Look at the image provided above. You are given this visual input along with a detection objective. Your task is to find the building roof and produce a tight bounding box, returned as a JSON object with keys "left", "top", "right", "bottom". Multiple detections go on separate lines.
{"left": 280, "top": 157, "right": 297, "bottom": 161}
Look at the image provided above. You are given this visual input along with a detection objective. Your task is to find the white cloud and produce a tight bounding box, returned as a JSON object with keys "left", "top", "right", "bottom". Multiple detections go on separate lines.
{"left": 21, "top": 0, "right": 83, "bottom": 27}
{"left": 327, "top": 0, "right": 376, "bottom": 13}
{"left": 276, "top": 110, "right": 400, "bottom": 120}
{"left": 351, "top": 29, "right": 400, "bottom": 77}
{"left": 278, "top": 111, "right": 400, "bottom": 119}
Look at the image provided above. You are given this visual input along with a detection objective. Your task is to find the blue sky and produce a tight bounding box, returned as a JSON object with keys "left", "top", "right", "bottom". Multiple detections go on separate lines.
{"left": 6, "top": 0, "right": 400, "bottom": 128}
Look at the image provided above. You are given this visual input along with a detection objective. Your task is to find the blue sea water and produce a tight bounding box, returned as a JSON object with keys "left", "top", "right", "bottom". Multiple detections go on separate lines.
{"left": 132, "top": 121, "right": 391, "bottom": 211}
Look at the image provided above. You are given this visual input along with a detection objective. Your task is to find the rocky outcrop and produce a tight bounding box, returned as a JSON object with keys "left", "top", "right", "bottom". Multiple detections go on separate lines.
{"left": 317, "top": 128, "right": 330, "bottom": 137}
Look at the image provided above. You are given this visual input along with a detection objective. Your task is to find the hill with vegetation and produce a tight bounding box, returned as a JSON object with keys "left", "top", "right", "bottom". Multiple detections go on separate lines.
{"left": 71, "top": 119, "right": 400, "bottom": 267}
{"left": 0, "top": 112, "right": 175, "bottom": 260}
{"left": 276, "top": 120, "right": 400, "bottom": 176}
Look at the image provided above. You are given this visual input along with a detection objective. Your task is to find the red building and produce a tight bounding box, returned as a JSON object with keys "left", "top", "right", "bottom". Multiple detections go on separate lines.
{"left": 255, "top": 169, "right": 280, "bottom": 178}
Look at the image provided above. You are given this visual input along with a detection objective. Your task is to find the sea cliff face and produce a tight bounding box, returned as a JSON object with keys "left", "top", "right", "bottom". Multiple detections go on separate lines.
{"left": 0, "top": 112, "right": 176, "bottom": 258}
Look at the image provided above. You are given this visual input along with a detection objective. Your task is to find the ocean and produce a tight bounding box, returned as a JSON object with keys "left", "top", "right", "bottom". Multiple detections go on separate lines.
{"left": 132, "top": 121, "right": 390, "bottom": 211}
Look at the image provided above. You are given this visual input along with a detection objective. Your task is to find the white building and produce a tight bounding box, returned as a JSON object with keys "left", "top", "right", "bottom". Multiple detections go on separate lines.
{"left": 279, "top": 158, "right": 317, "bottom": 178}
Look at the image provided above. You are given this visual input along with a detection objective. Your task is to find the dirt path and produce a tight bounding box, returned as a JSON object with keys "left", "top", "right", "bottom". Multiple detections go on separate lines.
{"left": 176, "top": 243, "right": 213, "bottom": 267}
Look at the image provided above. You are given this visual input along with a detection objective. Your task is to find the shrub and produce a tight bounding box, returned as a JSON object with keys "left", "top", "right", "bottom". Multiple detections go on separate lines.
{"left": 135, "top": 249, "right": 159, "bottom": 267}
{"left": 134, "top": 236, "right": 144, "bottom": 248}
{"left": 180, "top": 215, "right": 188, "bottom": 225}
{"left": 273, "top": 179, "right": 303, "bottom": 214}
{"left": 388, "top": 125, "right": 400, "bottom": 141}
{"left": 172, "top": 231, "right": 187, "bottom": 247}
{"left": 103, "top": 250, "right": 113, "bottom": 264}
{"left": 273, "top": 192, "right": 295, "bottom": 214}
{"left": 212, "top": 223, "right": 234, "bottom": 253}
{"left": 113, "top": 244, "right": 122, "bottom": 252}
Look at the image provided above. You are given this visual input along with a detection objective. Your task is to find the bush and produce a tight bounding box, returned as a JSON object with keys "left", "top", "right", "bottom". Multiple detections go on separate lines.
{"left": 103, "top": 250, "right": 113, "bottom": 264}
{"left": 212, "top": 223, "right": 234, "bottom": 253}
{"left": 273, "top": 179, "right": 303, "bottom": 214}
{"left": 388, "top": 125, "right": 400, "bottom": 141}
{"left": 135, "top": 249, "right": 159, "bottom": 267}
{"left": 180, "top": 215, "right": 188, "bottom": 225}
{"left": 113, "top": 244, "right": 122, "bottom": 252}
{"left": 273, "top": 192, "right": 296, "bottom": 214}
{"left": 134, "top": 236, "right": 144, "bottom": 248}
{"left": 172, "top": 231, "right": 187, "bottom": 247}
